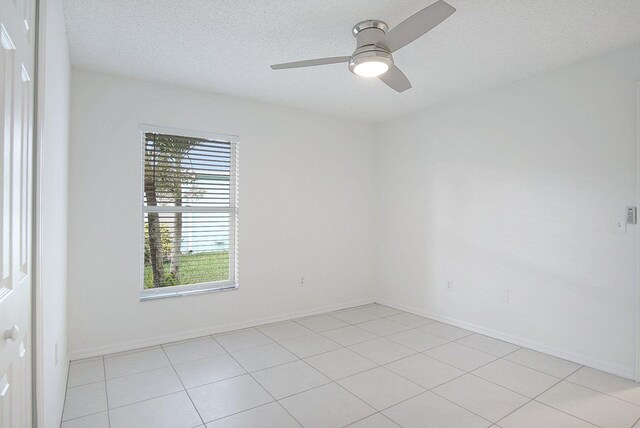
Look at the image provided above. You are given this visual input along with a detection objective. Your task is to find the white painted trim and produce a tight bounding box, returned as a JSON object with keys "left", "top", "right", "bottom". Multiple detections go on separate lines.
{"left": 140, "top": 281, "right": 237, "bottom": 301}
{"left": 33, "top": 3, "right": 71, "bottom": 425}
{"left": 68, "top": 297, "right": 376, "bottom": 360}
{"left": 139, "top": 124, "right": 238, "bottom": 143}
{"left": 377, "top": 298, "right": 636, "bottom": 380}
{"left": 33, "top": 0, "right": 47, "bottom": 426}
{"left": 636, "top": 81, "right": 640, "bottom": 382}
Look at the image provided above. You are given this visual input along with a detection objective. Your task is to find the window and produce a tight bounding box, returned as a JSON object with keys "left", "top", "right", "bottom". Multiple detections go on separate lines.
{"left": 140, "top": 126, "right": 238, "bottom": 300}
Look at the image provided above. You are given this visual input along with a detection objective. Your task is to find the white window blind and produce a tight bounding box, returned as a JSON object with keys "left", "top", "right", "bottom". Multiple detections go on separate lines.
{"left": 141, "top": 128, "right": 238, "bottom": 299}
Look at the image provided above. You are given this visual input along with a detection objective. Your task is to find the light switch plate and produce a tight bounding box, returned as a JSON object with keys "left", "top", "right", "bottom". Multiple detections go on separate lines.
{"left": 615, "top": 217, "right": 627, "bottom": 234}
{"left": 627, "top": 206, "right": 637, "bottom": 224}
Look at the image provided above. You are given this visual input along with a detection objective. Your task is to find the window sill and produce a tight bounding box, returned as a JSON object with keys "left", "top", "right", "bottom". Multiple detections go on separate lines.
{"left": 140, "top": 282, "right": 238, "bottom": 301}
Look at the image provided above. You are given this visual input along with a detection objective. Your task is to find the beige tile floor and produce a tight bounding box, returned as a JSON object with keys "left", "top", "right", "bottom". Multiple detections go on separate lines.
{"left": 61, "top": 304, "right": 640, "bottom": 428}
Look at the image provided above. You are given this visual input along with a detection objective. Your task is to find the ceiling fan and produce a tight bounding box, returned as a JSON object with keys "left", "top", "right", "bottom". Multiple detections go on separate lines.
{"left": 270, "top": 0, "right": 456, "bottom": 93}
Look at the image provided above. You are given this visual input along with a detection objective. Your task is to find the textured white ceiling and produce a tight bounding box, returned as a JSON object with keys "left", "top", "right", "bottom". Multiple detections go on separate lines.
{"left": 63, "top": 0, "right": 640, "bottom": 122}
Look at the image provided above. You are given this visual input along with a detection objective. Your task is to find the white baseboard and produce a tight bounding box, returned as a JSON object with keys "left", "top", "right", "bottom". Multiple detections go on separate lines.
{"left": 376, "top": 298, "right": 637, "bottom": 381}
{"left": 68, "top": 297, "right": 376, "bottom": 360}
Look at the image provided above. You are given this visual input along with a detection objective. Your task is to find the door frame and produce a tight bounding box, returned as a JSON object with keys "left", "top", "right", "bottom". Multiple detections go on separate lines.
{"left": 637, "top": 81, "right": 640, "bottom": 382}
{"left": 32, "top": 0, "right": 44, "bottom": 424}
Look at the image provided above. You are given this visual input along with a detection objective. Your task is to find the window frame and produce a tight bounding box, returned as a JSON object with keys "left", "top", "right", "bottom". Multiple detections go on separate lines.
{"left": 138, "top": 124, "right": 239, "bottom": 301}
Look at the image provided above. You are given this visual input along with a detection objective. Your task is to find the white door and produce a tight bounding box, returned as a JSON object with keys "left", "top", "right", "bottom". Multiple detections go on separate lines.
{"left": 0, "top": 0, "right": 35, "bottom": 426}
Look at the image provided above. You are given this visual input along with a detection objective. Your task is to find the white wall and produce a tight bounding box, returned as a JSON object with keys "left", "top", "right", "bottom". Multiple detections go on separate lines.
{"left": 67, "top": 70, "right": 378, "bottom": 357}
{"left": 66, "top": 42, "right": 640, "bottom": 379}
{"left": 377, "top": 44, "right": 640, "bottom": 378}
{"left": 36, "top": 0, "right": 71, "bottom": 426}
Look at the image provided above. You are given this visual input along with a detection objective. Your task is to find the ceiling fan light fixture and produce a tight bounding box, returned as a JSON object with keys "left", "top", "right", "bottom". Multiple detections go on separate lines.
{"left": 353, "top": 60, "right": 390, "bottom": 77}
{"left": 349, "top": 50, "right": 393, "bottom": 78}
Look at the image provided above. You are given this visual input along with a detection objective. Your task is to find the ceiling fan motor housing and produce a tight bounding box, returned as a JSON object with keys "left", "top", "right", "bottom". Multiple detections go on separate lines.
{"left": 352, "top": 20, "right": 388, "bottom": 44}
{"left": 349, "top": 20, "right": 393, "bottom": 75}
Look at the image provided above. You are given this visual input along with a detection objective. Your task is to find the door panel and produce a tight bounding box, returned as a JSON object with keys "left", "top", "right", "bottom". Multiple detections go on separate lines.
{"left": 19, "top": 60, "right": 31, "bottom": 280}
{"left": 0, "top": 25, "right": 14, "bottom": 298}
{"left": 0, "top": 0, "right": 35, "bottom": 426}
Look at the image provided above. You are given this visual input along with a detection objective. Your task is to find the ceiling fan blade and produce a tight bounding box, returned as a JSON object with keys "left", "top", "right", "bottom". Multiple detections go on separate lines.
{"left": 271, "top": 56, "right": 351, "bottom": 70}
{"left": 379, "top": 66, "right": 412, "bottom": 92}
{"left": 377, "top": 0, "right": 456, "bottom": 53}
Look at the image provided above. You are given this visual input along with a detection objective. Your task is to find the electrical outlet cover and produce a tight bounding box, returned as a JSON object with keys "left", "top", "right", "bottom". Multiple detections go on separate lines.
{"left": 614, "top": 217, "right": 627, "bottom": 234}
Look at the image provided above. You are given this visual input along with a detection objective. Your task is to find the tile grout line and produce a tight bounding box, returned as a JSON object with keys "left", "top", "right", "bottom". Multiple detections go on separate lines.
{"left": 102, "top": 349, "right": 384, "bottom": 425}
{"left": 325, "top": 310, "right": 382, "bottom": 325}
{"left": 474, "top": 362, "right": 629, "bottom": 428}
{"left": 529, "top": 378, "right": 628, "bottom": 428}
{"left": 499, "top": 351, "right": 583, "bottom": 379}
{"left": 343, "top": 411, "right": 399, "bottom": 427}
{"left": 256, "top": 329, "right": 435, "bottom": 405}
{"left": 102, "top": 356, "right": 111, "bottom": 428}
{"left": 69, "top": 364, "right": 172, "bottom": 386}
{"left": 221, "top": 344, "right": 306, "bottom": 427}
{"left": 420, "top": 336, "right": 576, "bottom": 381}
{"left": 61, "top": 358, "right": 107, "bottom": 427}
{"left": 278, "top": 335, "right": 344, "bottom": 359}
{"left": 209, "top": 334, "right": 275, "bottom": 354}
{"left": 224, "top": 342, "right": 299, "bottom": 373}
{"left": 560, "top": 377, "right": 640, "bottom": 408}
{"left": 306, "top": 352, "right": 382, "bottom": 383}
{"left": 101, "top": 345, "right": 164, "bottom": 360}
{"left": 354, "top": 384, "right": 427, "bottom": 416}
{"left": 58, "top": 359, "right": 72, "bottom": 426}
{"left": 347, "top": 344, "right": 420, "bottom": 366}
{"left": 520, "top": 400, "right": 604, "bottom": 428}
{"left": 376, "top": 304, "right": 594, "bottom": 374}
{"left": 442, "top": 349, "right": 539, "bottom": 424}
{"left": 205, "top": 310, "right": 405, "bottom": 426}
{"left": 451, "top": 335, "right": 517, "bottom": 355}
{"left": 493, "top": 356, "right": 603, "bottom": 427}
{"left": 395, "top": 384, "right": 494, "bottom": 425}
{"left": 64, "top": 379, "right": 106, "bottom": 389}
{"left": 427, "top": 388, "right": 504, "bottom": 426}
{"left": 317, "top": 381, "right": 379, "bottom": 424}
{"left": 59, "top": 409, "right": 108, "bottom": 425}
{"left": 107, "top": 388, "right": 208, "bottom": 413}
{"left": 384, "top": 356, "right": 468, "bottom": 393}
{"left": 160, "top": 345, "right": 206, "bottom": 427}
{"left": 259, "top": 329, "right": 317, "bottom": 343}
{"left": 210, "top": 318, "right": 428, "bottom": 368}
{"left": 197, "top": 399, "right": 291, "bottom": 426}
{"left": 347, "top": 331, "right": 521, "bottom": 426}
{"left": 413, "top": 347, "right": 527, "bottom": 425}
{"left": 251, "top": 362, "right": 334, "bottom": 400}
{"left": 239, "top": 328, "right": 405, "bottom": 406}
{"left": 318, "top": 328, "right": 379, "bottom": 347}
{"left": 182, "top": 371, "right": 249, "bottom": 392}
{"left": 60, "top": 363, "right": 109, "bottom": 425}
{"left": 103, "top": 334, "right": 371, "bottom": 406}
{"left": 334, "top": 364, "right": 427, "bottom": 408}
{"left": 103, "top": 363, "right": 174, "bottom": 382}
{"left": 165, "top": 352, "right": 234, "bottom": 370}
{"left": 101, "top": 339, "right": 245, "bottom": 414}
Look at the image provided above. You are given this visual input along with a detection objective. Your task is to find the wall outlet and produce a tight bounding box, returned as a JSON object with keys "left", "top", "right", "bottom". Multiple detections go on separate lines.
{"left": 445, "top": 280, "right": 453, "bottom": 292}
{"left": 299, "top": 277, "right": 305, "bottom": 287}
